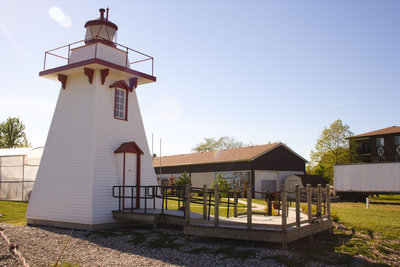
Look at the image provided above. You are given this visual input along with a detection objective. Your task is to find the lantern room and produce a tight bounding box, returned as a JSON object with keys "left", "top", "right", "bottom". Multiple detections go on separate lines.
{"left": 84, "top": 8, "right": 118, "bottom": 47}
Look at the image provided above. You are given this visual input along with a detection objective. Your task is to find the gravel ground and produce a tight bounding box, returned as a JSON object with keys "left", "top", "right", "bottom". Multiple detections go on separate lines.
{"left": 0, "top": 223, "right": 293, "bottom": 267}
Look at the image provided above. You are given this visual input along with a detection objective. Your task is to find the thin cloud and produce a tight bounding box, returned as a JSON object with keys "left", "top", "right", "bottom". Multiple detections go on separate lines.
{"left": 0, "top": 22, "right": 23, "bottom": 60}
{"left": 317, "top": 101, "right": 356, "bottom": 111}
{"left": 48, "top": 6, "right": 72, "bottom": 28}
{"left": 242, "top": 38, "right": 255, "bottom": 45}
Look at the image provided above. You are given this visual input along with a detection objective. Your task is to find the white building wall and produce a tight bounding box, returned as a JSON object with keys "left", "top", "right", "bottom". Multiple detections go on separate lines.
{"left": 191, "top": 172, "right": 215, "bottom": 188}
{"left": 91, "top": 71, "right": 160, "bottom": 224}
{"left": 27, "top": 74, "right": 95, "bottom": 225}
{"left": 0, "top": 148, "right": 43, "bottom": 201}
{"left": 334, "top": 163, "right": 400, "bottom": 193}
{"left": 254, "top": 170, "right": 304, "bottom": 198}
{"left": 69, "top": 43, "right": 127, "bottom": 67}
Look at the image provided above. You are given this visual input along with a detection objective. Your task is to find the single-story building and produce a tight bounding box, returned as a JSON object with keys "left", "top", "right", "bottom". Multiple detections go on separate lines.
{"left": 153, "top": 143, "right": 307, "bottom": 198}
{"left": 0, "top": 147, "right": 43, "bottom": 201}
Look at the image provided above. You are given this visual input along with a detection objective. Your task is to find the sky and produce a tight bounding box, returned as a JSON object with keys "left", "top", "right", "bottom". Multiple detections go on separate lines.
{"left": 0, "top": 1, "right": 399, "bottom": 161}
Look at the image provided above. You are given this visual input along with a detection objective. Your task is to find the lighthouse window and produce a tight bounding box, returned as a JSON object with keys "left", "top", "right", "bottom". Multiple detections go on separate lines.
{"left": 114, "top": 88, "right": 127, "bottom": 120}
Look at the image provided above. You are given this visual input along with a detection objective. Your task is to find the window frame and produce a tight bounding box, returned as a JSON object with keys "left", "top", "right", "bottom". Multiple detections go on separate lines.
{"left": 114, "top": 87, "right": 128, "bottom": 121}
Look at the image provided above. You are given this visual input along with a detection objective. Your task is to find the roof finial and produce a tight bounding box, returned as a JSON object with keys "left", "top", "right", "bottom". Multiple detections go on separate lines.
{"left": 99, "top": 8, "right": 105, "bottom": 20}
{"left": 106, "top": 7, "right": 109, "bottom": 20}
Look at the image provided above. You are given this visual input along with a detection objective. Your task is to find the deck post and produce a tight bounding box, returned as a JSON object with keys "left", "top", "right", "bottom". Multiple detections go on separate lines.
{"left": 307, "top": 184, "right": 312, "bottom": 223}
{"left": 281, "top": 184, "right": 287, "bottom": 229}
{"left": 295, "top": 184, "right": 300, "bottom": 227}
{"left": 203, "top": 184, "right": 207, "bottom": 220}
{"left": 317, "top": 184, "right": 322, "bottom": 218}
{"left": 185, "top": 184, "right": 190, "bottom": 225}
{"left": 234, "top": 185, "right": 238, "bottom": 217}
{"left": 326, "top": 184, "right": 330, "bottom": 219}
{"left": 214, "top": 183, "right": 219, "bottom": 227}
{"left": 247, "top": 186, "right": 252, "bottom": 230}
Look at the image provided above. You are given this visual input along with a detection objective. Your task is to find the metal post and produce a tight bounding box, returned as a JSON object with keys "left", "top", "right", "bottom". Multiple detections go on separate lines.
{"left": 214, "top": 184, "right": 219, "bottom": 227}
{"left": 208, "top": 192, "right": 212, "bottom": 220}
{"left": 307, "top": 184, "right": 312, "bottom": 223}
{"left": 161, "top": 187, "right": 164, "bottom": 214}
{"left": 131, "top": 186, "right": 134, "bottom": 212}
{"left": 144, "top": 187, "right": 147, "bottom": 214}
{"left": 281, "top": 184, "right": 287, "bottom": 229}
{"left": 153, "top": 186, "right": 156, "bottom": 209}
{"left": 326, "top": 184, "right": 331, "bottom": 218}
{"left": 125, "top": 47, "right": 128, "bottom": 68}
{"left": 247, "top": 186, "right": 252, "bottom": 230}
{"left": 317, "top": 184, "right": 322, "bottom": 218}
{"left": 118, "top": 186, "right": 121, "bottom": 211}
{"left": 21, "top": 156, "right": 25, "bottom": 201}
{"left": 203, "top": 184, "right": 207, "bottom": 220}
{"left": 185, "top": 184, "right": 190, "bottom": 225}
{"left": 295, "top": 184, "right": 300, "bottom": 227}
{"left": 67, "top": 44, "right": 71, "bottom": 64}
{"left": 234, "top": 185, "right": 238, "bottom": 217}
{"left": 366, "top": 197, "right": 369, "bottom": 209}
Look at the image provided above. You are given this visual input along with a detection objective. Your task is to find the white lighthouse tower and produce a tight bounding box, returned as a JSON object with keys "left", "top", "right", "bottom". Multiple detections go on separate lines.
{"left": 27, "top": 8, "right": 160, "bottom": 230}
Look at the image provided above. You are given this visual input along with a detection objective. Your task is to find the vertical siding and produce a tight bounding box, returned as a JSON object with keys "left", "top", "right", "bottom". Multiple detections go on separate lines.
{"left": 69, "top": 43, "right": 127, "bottom": 67}
{"left": 69, "top": 45, "right": 96, "bottom": 64}
{"left": 27, "top": 74, "right": 95, "bottom": 224}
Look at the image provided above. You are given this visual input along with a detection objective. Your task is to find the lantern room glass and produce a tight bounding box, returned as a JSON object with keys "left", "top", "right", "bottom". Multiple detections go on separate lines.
{"left": 85, "top": 24, "right": 116, "bottom": 43}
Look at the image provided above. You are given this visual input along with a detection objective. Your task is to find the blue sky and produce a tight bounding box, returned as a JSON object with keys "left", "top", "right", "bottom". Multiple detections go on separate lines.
{"left": 0, "top": 1, "right": 399, "bottom": 160}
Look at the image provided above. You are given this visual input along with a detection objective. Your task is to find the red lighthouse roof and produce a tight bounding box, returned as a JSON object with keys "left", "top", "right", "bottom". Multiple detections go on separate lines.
{"left": 84, "top": 8, "right": 118, "bottom": 47}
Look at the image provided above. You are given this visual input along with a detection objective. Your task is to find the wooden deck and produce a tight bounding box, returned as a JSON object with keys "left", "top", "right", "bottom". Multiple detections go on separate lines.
{"left": 112, "top": 207, "right": 332, "bottom": 248}
{"left": 112, "top": 184, "right": 333, "bottom": 249}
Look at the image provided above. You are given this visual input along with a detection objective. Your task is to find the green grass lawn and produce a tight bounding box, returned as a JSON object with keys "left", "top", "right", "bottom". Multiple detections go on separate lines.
{"left": 0, "top": 201, "right": 28, "bottom": 225}
{"left": 331, "top": 202, "right": 400, "bottom": 239}
{"left": 1, "top": 195, "right": 399, "bottom": 265}
{"left": 370, "top": 193, "right": 400, "bottom": 203}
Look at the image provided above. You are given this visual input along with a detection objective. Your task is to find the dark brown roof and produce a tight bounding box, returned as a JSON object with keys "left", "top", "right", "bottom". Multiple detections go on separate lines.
{"left": 351, "top": 126, "right": 400, "bottom": 138}
{"left": 297, "top": 175, "right": 327, "bottom": 187}
{"left": 114, "top": 142, "right": 143, "bottom": 154}
{"left": 153, "top": 143, "right": 306, "bottom": 167}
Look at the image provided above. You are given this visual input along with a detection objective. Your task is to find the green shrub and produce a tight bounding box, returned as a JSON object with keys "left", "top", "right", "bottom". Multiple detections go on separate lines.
{"left": 175, "top": 172, "right": 191, "bottom": 187}
{"left": 211, "top": 174, "right": 232, "bottom": 197}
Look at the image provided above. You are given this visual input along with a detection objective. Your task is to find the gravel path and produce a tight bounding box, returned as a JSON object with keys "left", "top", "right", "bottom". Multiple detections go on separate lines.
{"left": 0, "top": 223, "right": 292, "bottom": 267}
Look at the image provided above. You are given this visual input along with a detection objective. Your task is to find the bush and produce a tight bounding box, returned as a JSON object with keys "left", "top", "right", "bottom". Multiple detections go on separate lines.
{"left": 211, "top": 174, "right": 232, "bottom": 198}
{"left": 175, "top": 172, "right": 191, "bottom": 187}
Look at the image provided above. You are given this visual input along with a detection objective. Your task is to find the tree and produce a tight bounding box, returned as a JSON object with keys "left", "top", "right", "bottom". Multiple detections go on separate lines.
{"left": 192, "top": 136, "right": 246, "bottom": 152}
{"left": 0, "top": 117, "right": 29, "bottom": 148}
{"left": 175, "top": 171, "right": 192, "bottom": 187}
{"left": 211, "top": 174, "right": 231, "bottom": 197}
{"left": 308, "top": 119, "right": 357, "bottom": 184}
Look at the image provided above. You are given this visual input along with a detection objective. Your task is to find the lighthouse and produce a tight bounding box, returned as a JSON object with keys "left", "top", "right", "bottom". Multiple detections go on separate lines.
{"left": 26, "top": 8, "right": 160, "bottom": 230}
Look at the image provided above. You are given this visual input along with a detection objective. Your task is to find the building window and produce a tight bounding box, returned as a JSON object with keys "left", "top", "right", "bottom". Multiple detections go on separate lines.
{"left": 360, "top": 143, "right": 371, "bottom": 154}
{"left": 114, "top": 88, "right": 127, "bottom": 120}
{"left": 214, "top": 171, "right": 250, "bottom": 190}
{"left": 396, "top": 136, "right": 400, "bottom": 162}
{"left": 376, "top": 137, "right": 384, "bottom": 162}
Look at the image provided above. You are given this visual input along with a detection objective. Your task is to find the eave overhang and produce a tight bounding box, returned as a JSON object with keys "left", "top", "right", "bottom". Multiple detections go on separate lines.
{"left": 39, "top": 58, "right": 156, "bottom": 85}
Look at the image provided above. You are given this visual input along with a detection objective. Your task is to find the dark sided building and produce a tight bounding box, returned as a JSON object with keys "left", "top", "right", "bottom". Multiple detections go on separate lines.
{"left": 153, "top": 143, "right": 307, "bottom": 198}
{"left": 349, "top": 126, "right": 400, "bottom": 163}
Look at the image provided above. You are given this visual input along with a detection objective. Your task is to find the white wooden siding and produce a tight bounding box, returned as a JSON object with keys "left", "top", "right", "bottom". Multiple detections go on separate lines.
{"left": 69, "top": 43, "right": 128, "bottom": 67}
{"left": 27, "top": 74, "right": 95, "bottom": 224}
{"left": 91, "top": 72, "right": 160, "bottom": 224}
{"left": 27, "top": 68, "right": 159, "bottom": 226}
